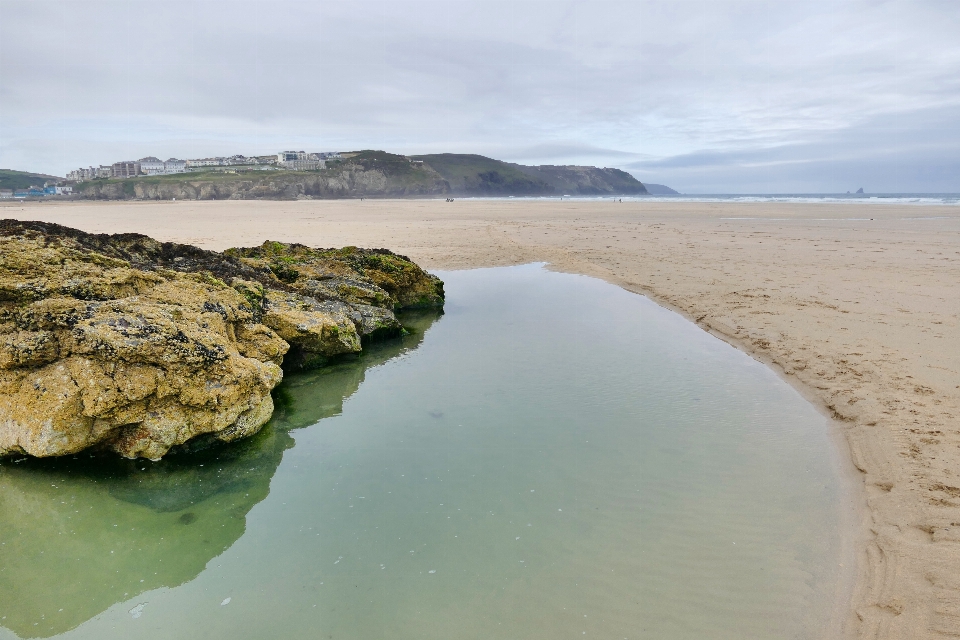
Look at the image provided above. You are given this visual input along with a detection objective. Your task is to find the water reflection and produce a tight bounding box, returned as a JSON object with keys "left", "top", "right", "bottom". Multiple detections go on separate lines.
{"left": 0, "top": 309, "right": 441, "bottom": 638}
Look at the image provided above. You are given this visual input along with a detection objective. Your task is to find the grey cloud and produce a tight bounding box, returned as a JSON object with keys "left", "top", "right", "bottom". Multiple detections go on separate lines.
{"left": 630, "top": 105, "right": 960, "bottom": 192}
{"left": 1, "top": 0, "right": 958, "bottom": 192}
{"left": 496, "top": 143, "right": 642, "bottom": 163}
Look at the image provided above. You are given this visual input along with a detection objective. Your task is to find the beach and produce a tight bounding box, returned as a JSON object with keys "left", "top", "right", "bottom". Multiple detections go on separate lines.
{"left": 4, "top": 198, "right": 958, "bottom": 639}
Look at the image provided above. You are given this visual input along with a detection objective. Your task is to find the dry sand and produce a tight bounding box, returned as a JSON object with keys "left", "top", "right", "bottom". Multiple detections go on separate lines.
{"left": 4, "top": 198, "right": 959, "bottom": 639}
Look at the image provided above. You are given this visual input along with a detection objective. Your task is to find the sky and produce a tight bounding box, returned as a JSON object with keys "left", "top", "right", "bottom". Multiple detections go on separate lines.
{"left": 1, "top": 0, "right": 958, "bottom": 193}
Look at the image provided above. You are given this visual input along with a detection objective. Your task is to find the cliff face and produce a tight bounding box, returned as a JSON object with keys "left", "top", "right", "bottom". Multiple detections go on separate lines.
{"left": 0, "top": 220, "right": 443, "bottom": 460}
{"left": 508, "top": 164, "right": 648, "bottom": 195}
{"left": 77, "top": 163, "right": 448, "bottom": 201}
{"left": 412, "top": 154, "right": 555, "bottom": 195}
{"left": 415, "top": 153, "right": 647, "bottom": 196}
{"left": 73, "top": 151, "right": 645, "bottom": 200}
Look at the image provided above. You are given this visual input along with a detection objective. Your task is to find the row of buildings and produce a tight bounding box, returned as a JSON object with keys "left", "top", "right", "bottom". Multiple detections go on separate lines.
{"left": 67, "top": 158, "right": 187, "bottom": 181}
{"left": 0, "top": 185, "right": 73, "bottom": 199}
{"left": 66, "top": 151, "right": 343, "bottom": 182}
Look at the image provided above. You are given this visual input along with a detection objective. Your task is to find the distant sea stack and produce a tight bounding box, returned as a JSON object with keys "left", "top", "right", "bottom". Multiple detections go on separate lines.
{"left": 66, "top": 151, "right": 646, "bottom": 200}
{"left": 0, "top": 220, "right": 443, "bottom": 460}
{"left": 856, "top": 187, "right": 864, "bottom": 194}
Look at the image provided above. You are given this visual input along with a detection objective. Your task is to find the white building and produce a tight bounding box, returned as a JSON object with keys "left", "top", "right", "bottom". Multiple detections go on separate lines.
{"left": 67, "top": 167, "right": 96, "bottom": 181}
{"left": 139, "top": 157, "right": 165, "bottom": 175}
{"left": 186, "top": 158, "right": 223, "bottom": 168}
{"left": 277, "top": 151, "right": 325, "bottom": 171}
{"left": 66, "top": 166, "right": 112, "bottom": 181}
{"left": 138, "top": 157, "right": 187, "bottom": 174}
{"left": 164, "top": 158, "right": 186, "bottom": 174}
{"left": 54, "top": 186, "right": 73, "bottom": 195}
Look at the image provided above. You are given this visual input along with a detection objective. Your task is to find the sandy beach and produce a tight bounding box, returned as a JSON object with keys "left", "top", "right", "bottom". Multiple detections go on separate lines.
{"left": 3, "top": 198, "right": 958, "bottom": 639}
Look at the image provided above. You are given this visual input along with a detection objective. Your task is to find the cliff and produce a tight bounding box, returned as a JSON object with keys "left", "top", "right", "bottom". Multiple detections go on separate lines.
{"left": 643, "top": 183, "right": 680, "bottom": 195}
{"left": 411, "top": 154, "right": 555, "bottom": 195}
{"left": 71, "top": 151, "right": 646, "bottom": 200}
{"left": 414, "top": 154, "right": 647, "bottom": 195}
{"left": 0, "top": 220, "right": 443, "bottom": 460}
{"left": 507, "top": 163, "right": 647, "bottom": 195}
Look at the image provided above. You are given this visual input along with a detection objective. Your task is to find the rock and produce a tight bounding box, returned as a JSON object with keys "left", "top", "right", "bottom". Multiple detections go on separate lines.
{"left": 262, "top": 292, "right": 362, "bottom": 364}
{"left": 0, "top": 220, "right": 443, "bottom": 459}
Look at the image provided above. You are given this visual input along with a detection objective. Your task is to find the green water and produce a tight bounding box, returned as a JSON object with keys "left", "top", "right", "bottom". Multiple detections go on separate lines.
{"left": 0, "top": 264, "right": 849, "bottom": 639}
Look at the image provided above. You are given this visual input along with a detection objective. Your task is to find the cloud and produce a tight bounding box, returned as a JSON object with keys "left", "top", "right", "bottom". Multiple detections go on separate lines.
{"left": 628, "top": 104, "right": 960, "bottom": 193}
{"left": 0, "top": 0, "right": 958, "bottom": 192}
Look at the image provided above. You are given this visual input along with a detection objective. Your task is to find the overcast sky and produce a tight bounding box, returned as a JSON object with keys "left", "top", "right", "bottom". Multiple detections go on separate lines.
{"left": 1, "top": 0, "right": 958, "bottom": 193}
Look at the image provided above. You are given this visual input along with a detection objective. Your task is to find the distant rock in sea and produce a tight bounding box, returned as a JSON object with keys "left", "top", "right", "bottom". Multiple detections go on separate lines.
{"left": 0, "top": 220, "right": 443, "bottom": 460}
{"left": 856, "top": 187, "right": 864, "bottom": 194}
{"left": 643, "top": 183, "right": 680, "bottom": 195}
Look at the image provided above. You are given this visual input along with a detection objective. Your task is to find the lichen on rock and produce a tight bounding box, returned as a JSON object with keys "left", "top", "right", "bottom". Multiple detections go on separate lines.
{"left": 0, "top": 220, "right": 444, "bottom": 460}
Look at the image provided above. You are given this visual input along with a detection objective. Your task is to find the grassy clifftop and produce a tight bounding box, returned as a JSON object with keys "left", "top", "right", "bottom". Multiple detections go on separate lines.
{"left": 0, "top": 169, "right": 59, "bottom": 191}
{"left": 412, "top": 154, "right": 554, "bottom": 195}
{"left": 415, "top": 154, "right": 647, "bottom": 196}
{"left": 508, "top": 163, "right": 647, "bottom": 195}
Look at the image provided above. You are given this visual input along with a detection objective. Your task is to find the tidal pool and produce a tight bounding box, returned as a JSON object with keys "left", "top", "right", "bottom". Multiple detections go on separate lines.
{"left": 0, "top": 264, "right": 850, "bottom": 639}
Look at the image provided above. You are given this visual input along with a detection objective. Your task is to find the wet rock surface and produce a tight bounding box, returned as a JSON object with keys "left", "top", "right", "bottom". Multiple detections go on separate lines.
{"left": 0, "top": 220, "right": 443, "bottom": 459}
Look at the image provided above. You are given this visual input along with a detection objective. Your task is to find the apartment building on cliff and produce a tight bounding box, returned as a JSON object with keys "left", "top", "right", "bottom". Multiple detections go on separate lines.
{"left": 277, "top": 151, "right": 325, "bottom": 170}
{"left": 139, "top": 157, "right": 186, "bottom": 175}
{"left": 66, "top": 166, "right": 112, "bottom": 181}
{"left": 185, "top": 155, "right": 245, "bottom": 168}
{"left": 66, "top": 150, "right": 337, "bottom": 182}
{"left": 111, "top": 161, "right": 140, "bottom": 178}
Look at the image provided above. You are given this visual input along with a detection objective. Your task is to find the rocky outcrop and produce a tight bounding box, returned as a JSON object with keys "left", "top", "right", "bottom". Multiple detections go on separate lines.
{"left": 0, "top": 220, "right": 443, "bottom": 460}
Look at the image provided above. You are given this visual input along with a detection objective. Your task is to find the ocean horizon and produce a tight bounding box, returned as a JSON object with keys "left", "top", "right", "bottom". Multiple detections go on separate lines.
{"left": 461, "top": 193, "right": 960, "bottom": 205}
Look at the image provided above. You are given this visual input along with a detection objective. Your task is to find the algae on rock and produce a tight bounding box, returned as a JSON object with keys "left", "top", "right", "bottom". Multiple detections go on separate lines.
{"left": 0, "top": 220, "right": 443, "bottom": 460}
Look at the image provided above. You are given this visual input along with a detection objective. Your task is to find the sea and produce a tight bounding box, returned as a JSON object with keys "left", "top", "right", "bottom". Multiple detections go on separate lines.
{"left": 464, "top": 193, "right": 960, "bottom": 206}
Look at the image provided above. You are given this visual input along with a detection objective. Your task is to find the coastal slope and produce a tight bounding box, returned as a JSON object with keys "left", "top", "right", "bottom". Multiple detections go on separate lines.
{"left": 414, "top": 153, "right": 648, "bottom": 196}
{"left": 0, "top": 169, "right": 60, "bottom": 191}
{"left": 507, "top": 162, "right": 648, "bottom": 195}
{"left": 643, "top": 183, "right": 680, "bottom": 195}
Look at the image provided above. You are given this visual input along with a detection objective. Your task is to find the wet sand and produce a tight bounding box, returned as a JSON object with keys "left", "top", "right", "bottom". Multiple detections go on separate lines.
{"left": 4, "top": 198, "right": 959, "bottom": 639}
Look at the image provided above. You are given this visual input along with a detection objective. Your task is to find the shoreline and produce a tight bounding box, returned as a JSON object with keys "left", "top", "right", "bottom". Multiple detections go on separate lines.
{"left": 581, "top": 262, "right": 868, "bottom": 638}
{"left": 4, "top": 198, "right": 958, "bottom": 639}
